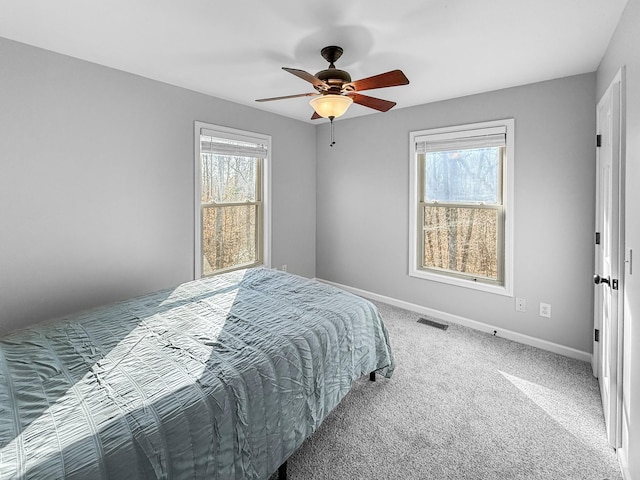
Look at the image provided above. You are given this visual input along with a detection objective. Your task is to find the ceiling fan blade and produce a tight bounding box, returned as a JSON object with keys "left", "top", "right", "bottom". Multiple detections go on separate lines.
{"left": 348, "top": 93, "right": 397, "bottom": 112}
{"left": 346, "top": 70, "right": 409, "bottom": 92}
{"left": 282, "top": 67, "right": 328, "bottom": 89}
{"left": 311, "top": 111, "right": 321, "bottom": 120}
{"left": 256, "top": 92, "right": 318, "bottom": 102}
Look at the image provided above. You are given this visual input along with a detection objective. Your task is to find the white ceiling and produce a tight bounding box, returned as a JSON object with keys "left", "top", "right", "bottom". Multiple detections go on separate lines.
{"left": 0, "top": 0, "right": 628, "bottom": 123}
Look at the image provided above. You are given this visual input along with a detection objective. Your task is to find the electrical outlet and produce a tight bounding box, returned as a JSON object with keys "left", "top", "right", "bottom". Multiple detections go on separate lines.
{"left": 539, "top": 303, "right": 551, "bottom": 318}
{"left": 281, "top": 264, "right": 287, "bottom": 272}
{"left": 515, "top": 297, "right": 526, "bottom": 312}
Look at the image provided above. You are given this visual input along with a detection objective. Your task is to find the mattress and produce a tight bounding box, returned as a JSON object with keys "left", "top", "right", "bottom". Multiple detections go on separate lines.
{"left": 0, "top": 268, "right": 394, "bottom": 479}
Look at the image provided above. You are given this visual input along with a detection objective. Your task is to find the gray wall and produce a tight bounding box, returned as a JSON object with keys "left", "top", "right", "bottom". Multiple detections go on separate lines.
{"left": 0, "top": 37, "right": 316, "bottom": 333}
{"left": 316, "top": 73, "right": 596, "bottom": 354}
{"left": 596, "top": 0, "right": 640, "bottom": 477}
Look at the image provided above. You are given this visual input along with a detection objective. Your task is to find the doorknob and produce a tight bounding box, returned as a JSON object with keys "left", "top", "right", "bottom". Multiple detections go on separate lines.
{"left": 593, "top": 274, "right": 610, "bottom": 286}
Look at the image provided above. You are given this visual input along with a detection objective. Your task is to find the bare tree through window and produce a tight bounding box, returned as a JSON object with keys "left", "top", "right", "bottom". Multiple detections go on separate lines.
{"left": 421, "top": 146, "right": 502, "bottom": 281}
{"left": 410, "top": 120, "right": 513, "bottom": 293}
{"left": 199, "top": 136, "right": 264, "bottom": 276}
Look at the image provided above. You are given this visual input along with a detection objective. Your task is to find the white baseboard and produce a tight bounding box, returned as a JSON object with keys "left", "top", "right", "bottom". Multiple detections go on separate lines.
{"left": 317, "top": 278, "right": 592, "bottom": 364}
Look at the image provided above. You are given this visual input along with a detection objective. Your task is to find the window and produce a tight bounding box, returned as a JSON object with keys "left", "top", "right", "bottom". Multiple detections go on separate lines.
{"left": 194, "top": 122, "right": 271, "bottom": 278}
{"left": 409, "top": 119, "right": 514, "bottom": 296}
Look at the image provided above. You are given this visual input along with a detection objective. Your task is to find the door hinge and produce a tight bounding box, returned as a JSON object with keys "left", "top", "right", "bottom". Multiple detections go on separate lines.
{"left": 612, "top": 279, "right": 619, "bottom": 290}
{"left": 595, "top": 232, "right": 601, "bottom": 245}
{"left": 596, "top": 134, "right": 602, "bottom": 147}
{"left": 595, "top": 329, "right": 600, "bottom": 342}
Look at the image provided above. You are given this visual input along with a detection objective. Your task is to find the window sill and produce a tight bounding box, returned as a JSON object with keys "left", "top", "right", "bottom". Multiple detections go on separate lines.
{"left": 409, "top": 267, "right": 512, "bottom": 297}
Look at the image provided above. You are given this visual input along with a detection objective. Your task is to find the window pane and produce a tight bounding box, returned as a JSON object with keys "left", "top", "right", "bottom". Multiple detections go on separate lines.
{"left": 202, "top": 205, "right": 257, "bottom": 275}
{"left": 201, "top": 154, "right": 257, "bottom": 204}
{"left": 424, "top": 147, "right": 501, "bottom": 204}
{"left": 423, "top": 205, "right": 499, "bottom": 281}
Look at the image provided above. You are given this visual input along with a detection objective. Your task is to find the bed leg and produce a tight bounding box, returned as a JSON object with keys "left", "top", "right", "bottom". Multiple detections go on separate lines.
{"left": 278, "top": 461, "right": 287, "bottom": 480}
{"left": 369, "top": 372, "right": 376, "bottom": 382}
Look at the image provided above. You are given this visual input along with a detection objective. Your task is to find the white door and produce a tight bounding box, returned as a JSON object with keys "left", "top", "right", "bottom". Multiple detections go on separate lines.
{"left": 593, "top": 71, "right": 624, "bottom": 449}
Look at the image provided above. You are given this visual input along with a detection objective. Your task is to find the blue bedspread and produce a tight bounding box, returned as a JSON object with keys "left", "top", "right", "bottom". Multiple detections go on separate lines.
{"left": 0, "top": 268, "right": 394, "bottom": 479}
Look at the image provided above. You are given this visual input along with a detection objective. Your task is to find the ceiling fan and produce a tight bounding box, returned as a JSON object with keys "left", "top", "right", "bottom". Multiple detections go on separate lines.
{"left": 256, "top": 46, "right": 409, "bottom": 133}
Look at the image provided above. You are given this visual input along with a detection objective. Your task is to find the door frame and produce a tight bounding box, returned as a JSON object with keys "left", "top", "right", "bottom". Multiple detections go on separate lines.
{"left": 592, "top": 67, "right": 626, "bottom": 449}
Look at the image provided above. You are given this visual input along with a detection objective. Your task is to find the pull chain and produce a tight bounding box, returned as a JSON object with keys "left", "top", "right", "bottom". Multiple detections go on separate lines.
{"left": 329, "top": 116, "right": 336, "bottom": 147}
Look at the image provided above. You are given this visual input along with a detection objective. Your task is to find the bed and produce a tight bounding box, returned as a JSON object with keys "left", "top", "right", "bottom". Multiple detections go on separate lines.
{"left": 0, "top": 267, "right": 394, "bottom": 479}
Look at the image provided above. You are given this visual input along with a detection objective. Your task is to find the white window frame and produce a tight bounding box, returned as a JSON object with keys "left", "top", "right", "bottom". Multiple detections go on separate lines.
{"left": 194, "top": 122, "right": 271, "bottom": 279}
{"left": 408, "top": 119, "right": 514, "bottom": 296}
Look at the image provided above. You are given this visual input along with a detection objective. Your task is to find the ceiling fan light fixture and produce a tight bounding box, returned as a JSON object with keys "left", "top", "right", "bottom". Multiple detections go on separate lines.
{"left": 310, "top": 94, "right": 353, "bottom": 118}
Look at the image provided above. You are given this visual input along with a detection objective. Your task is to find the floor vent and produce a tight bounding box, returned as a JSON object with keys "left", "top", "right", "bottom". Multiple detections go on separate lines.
{"left": 417, "top": 317, "right": 449, "bottom": 330}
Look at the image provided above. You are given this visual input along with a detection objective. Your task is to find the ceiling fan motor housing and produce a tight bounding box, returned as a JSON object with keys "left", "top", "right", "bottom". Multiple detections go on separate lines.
{"left": 315, "top": 68, "right": 351, "bottom": 92}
